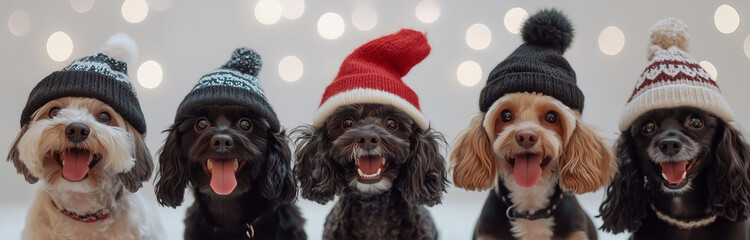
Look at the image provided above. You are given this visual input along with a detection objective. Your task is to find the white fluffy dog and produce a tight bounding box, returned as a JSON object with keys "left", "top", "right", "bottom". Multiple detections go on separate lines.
{"left": 8, "top": 97, "right": 163, "bottom": 240}
{"left": 7, "top": 35, "right": 163, "bottom": 240}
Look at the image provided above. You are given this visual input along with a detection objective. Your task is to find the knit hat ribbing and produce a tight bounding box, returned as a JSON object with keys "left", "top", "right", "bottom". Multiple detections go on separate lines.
{"left": 175, "top": 48, "right": 281, "bottom": 132}
{"left": 479, "top": 9, "right": 583, "bottom": 113}
{"left": 313, "top": 29, "right": 431, "bottom": 130}
{"left": 618, "top": 18, "right": 734, "bottom": 131}
{"left": 20, "top": 33, "right": 146, "bottom": 134}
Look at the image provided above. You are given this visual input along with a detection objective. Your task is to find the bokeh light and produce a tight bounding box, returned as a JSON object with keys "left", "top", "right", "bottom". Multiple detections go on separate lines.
{"left": 504, "top": 7, "right": 528, "bottom": 34}
{"left": 415, "top": 0, "right": 440, "bottom": 23}
{"left": 121, "top": 0, "right": 148, "bottom": 23}
{"left": 278, "top": 56, "right": 303, "bottom": 82}
{"left": 317, "top": 12, "right": 345, "bottom": 40}
{"left": 466, "top": 23, "right": 491, "bottom": 50}
{"left": 599, "top": 26, "right": 625, "bottom": 55}
{"left": 47, "top": 31, "right": 74, "bottom": 62}
{"left": 352, "top": 4, "right": 378, "bottom": 31}
{"left": 699, "top": 61, "right": 718, "bottom": 81}
{"left": 457, "top": 61, "right": 482, "bottom": 87}
{"left": 137, "top": 60, "right": 163, "bottom": 89}
{"left": 714, "top": 4, "right": 740, "bottom": 34}
{"left": 8, "top": 10, "right": 30, "bottom": 37}
{"left": 255, "top": 0, "right": 283, "bottom": 25}
{"left": 70, "top": 0, "right": 95, "bottom": 13}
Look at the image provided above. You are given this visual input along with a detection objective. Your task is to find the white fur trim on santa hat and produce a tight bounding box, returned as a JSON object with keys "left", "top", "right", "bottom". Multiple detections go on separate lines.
{"left": 313, "top": 88, "right": 430, "bottom": 130}
{"left": 619, "top": 84, "right": 734, "bottom": 131}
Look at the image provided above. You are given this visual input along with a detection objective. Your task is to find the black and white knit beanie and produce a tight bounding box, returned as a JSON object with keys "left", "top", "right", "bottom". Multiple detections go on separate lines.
{"left": 479, "top": 9, "right": 584, "bottom": 113}
{"left": 175, "top": 48, "right": 281, "bottom": 132}
{"left": 21, "top": 33, "right": 146, "bottom": 134}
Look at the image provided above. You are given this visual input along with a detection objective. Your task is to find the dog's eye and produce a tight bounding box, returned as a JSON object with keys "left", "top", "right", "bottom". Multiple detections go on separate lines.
{"left": 342, "top": 119, "right": 354, "bottom": 129}
{"left": 641, "top": 120, "right": 657, "bottom": 135}
{"left": 238, "top": 119, "right": 253, "bottom": 131}
{"left": 386, "top": 119, "right": 398, "bottom": 130}
{"left": 195, "top": 118, "right": 209, "bottom": 131}
{"left": 97, "top": 112, "right": 111, "bottom": 124}
{"left": 49, "top": 108, "right": 61, "bottom": 118}
{"left": 500, "top": 110, "right": 512, "bottom": 122}
{"left": 544, "top": 111, "right": 558, "bottom": 124}
{"left": 686, "top": 115, "right": 704, "bottom": 129}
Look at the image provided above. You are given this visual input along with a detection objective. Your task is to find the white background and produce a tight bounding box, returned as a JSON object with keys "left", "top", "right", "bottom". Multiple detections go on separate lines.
{"left": 2, "top": 0, "right": 750, "bottom": 239}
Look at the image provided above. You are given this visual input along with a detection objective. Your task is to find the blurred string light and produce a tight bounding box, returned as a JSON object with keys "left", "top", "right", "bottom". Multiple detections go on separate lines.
{"left": 699, "top": 61, "right": 718, "bottom": 81}
{"left": 278, "top": 56, "right": 303, "bottom": 82}
{"left": 466, "top": 23, "right": 491, "bottom": 50}
{"left": 352, "top": 3, "right": 378, "bottom": 31}
{"left": 147, "top": 0, "right": 171, "bottom": 11}
{"left": 714, "top": 4, "right": 739, "bottom": 34}
{"left": 599, "top": 26, "right": 625, "bottom": 55}
{"left": 280, "top": 0, "right": 304, "bottom": 19}
{"left": 457, "top": 61, "right": 482, "bottom": 87}
{"left": 317, "top": 12, "right": 345, "bottom": 40}
{"left": 255, "top": 0, "right": 282, "bottom": 25}
{"left": 70, "top": 0, "right": 94, "bottom": 13}
{"left": 415, "top": 0, "right": 440, "bottom": 23}
{"left": 137, "top": 60, "right": 163, "bottom": 89}
{"left": 8, "top": 10, "right": 30, "bottom": 37}
{"left": 503, "top": 7, "right": 528, "bottom": 34}
{"left": 121, "top": 0, "right": 148, "bottom": 23}
{"left": 744, "top": 35, "right": 750, "bottom": 59}
{"left": 47, "top": 31, "right": 73, "bottom": 62}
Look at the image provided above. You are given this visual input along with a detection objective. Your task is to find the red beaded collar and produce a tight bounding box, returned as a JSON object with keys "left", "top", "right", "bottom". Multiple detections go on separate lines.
{"left": 50, "top": 188, "right": 122, "bottom": 223}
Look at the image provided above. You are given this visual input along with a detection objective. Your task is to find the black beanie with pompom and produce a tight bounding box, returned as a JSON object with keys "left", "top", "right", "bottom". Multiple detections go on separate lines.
{"left": 175, "top": 48, "right": 281, "bottom": 132}
{"left": 479, "top": 9, "right": 583, "bottom": 113}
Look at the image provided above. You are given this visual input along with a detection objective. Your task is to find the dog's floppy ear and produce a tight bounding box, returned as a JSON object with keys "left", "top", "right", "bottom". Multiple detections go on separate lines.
{"left": 119, "top": 124, "right": 154, "bottom": 192}
{"left": 155, "top": 123, "right": 190, "bottom": 208}
{"left": 261, "top": 130, "right": 297, "bottom": 204}
{"left": 707, "top": 122, "right": 750, "bottom": 221}
{"left": 397, "top": 127, "right": 447, "bottom": 206}
{"left": 558, "top": 115, "right": 615, "bottom": 194}
{"left": 450, "top": 113, "right": 496, "bottom": 190}
{"left": 7, "top": 124, "right": 39, "bottom": 184}
{"left": 599, "top": 133, "right": 648, "bottom": 233}
{"left": 293, "top": 125, "right": 344, "bottom": 204}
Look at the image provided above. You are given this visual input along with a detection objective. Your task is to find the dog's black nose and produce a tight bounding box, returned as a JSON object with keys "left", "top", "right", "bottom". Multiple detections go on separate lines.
{"left": 515, "top": 130, "right": 538, "bottom": 149}
{"left": 65, "top": 122, "right": 90, "bottom": 143}
{"left": 357, "top": 132, "right": 380, "bottom": 151}
{"left": 211, "top": 134, "right": 233, "bottom": 152}
{"left": 659, "top": 138, "right": 682, "bottom": 156}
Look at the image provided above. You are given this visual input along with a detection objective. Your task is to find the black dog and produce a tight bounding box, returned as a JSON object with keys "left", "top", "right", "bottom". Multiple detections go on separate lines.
{"left": 600, "top": 107, "right": 750, "bottom": 239}
{"left": 155, "top": 105, "right": 305, "bottom": 240}
{"left": 294, "top": 104, "right": 447, "bottom": 240}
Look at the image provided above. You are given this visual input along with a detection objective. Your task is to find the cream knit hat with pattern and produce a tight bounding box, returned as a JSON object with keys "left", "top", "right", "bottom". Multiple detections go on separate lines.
{"left": 619, "top": 18, "right": 734, "bottom": 131}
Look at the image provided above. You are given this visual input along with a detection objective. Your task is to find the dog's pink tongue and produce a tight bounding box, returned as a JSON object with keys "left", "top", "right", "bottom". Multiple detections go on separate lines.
{"left": 358, "top": 156, "right": 381, "bottom": 175}
{"left": 661, "top": 161, "right": 688, "bottom": 184}
{"left": 62, "top": 149, "right": 90, "bottom": 181}
{"left": 210, "top": 160, "right": 237, "bottom": 195}
{"left": 513, "top": 153, "right": 542, "bottom": 188}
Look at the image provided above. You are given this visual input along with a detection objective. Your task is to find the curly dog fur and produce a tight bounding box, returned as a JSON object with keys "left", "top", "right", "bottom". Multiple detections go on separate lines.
{"left": 155, "top": 105, "right": 305, "bottom": 240}
{"left": 600, "top": 107, "right": 750, "bottom": 239}
{"left": 294, "top": 104, "right": 447, "bottom": 240}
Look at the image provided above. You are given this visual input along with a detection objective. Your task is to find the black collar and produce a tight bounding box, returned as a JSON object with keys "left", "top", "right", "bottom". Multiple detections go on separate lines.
{"left": 495, "top": 179, "right": 566, "bottom": 221}
{"left": 199, "top": 205, "right": 278, "bottom": 239}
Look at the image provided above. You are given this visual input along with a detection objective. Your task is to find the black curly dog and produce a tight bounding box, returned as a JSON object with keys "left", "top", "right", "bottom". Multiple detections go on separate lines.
{"left": 155, "top": 105, "right": 306, "bottom": 240}
{"left": 600, "top": 107, "right": 750, "bottom": 239}
{"left": 294, "top": 104, "right": 447, "bottom": 240}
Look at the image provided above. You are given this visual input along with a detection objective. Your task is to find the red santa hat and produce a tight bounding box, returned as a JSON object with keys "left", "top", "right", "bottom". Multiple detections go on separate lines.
{"left": 313, "top": 29, "right": 431, "bottom": 130}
